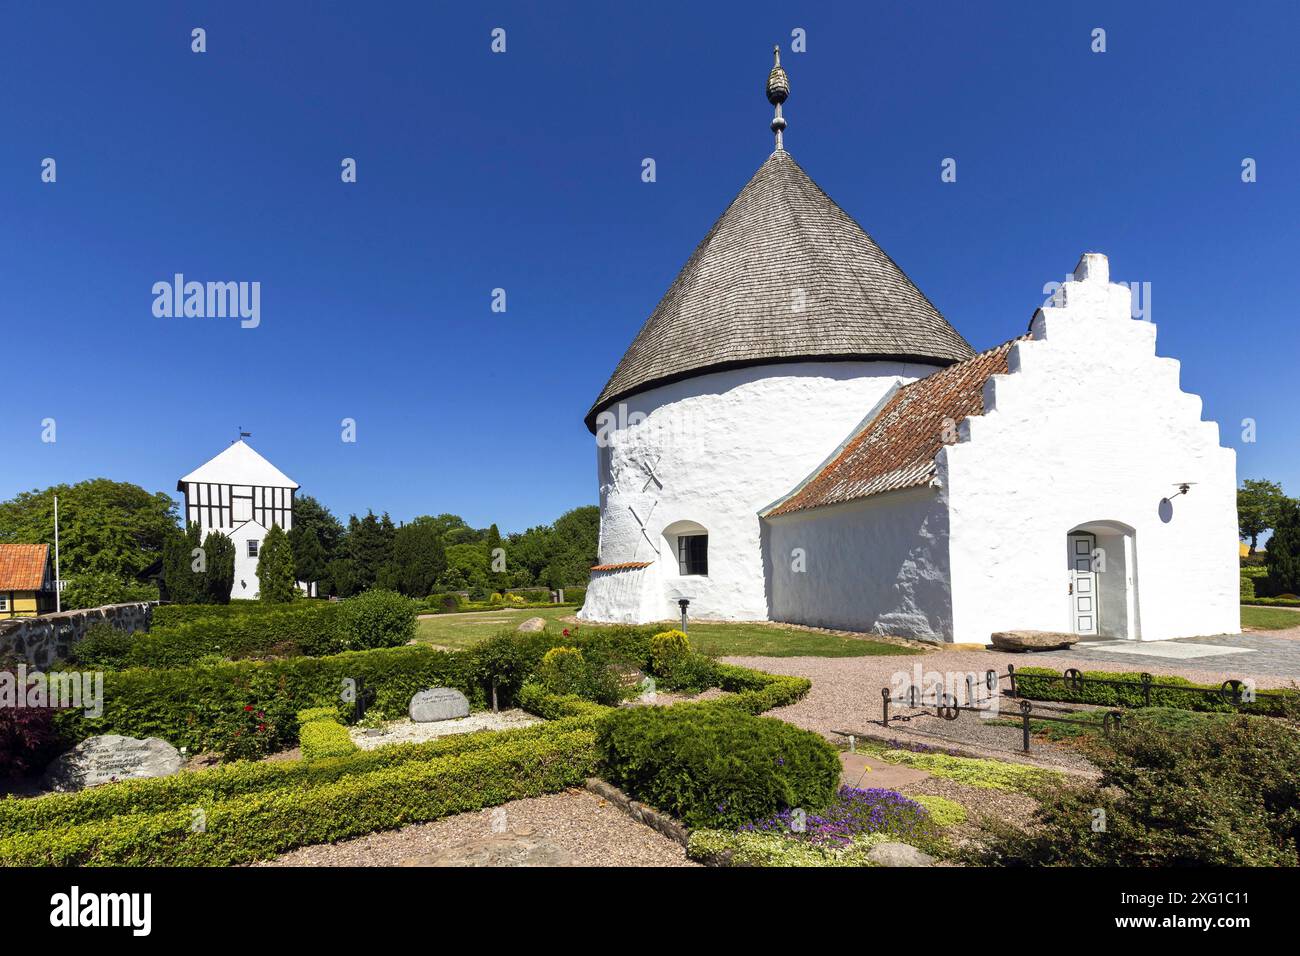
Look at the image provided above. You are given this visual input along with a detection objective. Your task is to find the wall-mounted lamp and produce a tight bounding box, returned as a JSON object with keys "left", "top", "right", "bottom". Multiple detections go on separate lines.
{"left": 1171, "top": 482, "right": 1197, "bottom": 498}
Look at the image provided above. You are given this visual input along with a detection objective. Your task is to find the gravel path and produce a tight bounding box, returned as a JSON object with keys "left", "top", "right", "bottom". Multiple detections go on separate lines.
{"left": 258, "top": 790, "right": 697, "bottom": 867}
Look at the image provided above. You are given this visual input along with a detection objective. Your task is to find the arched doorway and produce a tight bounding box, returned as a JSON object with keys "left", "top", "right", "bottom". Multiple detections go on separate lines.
{"left": 1067, "top": 521, "right": 1139, "bottom": 640}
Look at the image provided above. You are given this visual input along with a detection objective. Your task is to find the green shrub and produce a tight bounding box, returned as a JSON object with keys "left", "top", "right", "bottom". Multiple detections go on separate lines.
{"left": 298, "top": 712, "right": 358, "bottom": 762}
{"left": 0, "top": 716, "right": 600, "bottom": 838}
{"left": 69, "top": 623, "right": 136, "bottom": 670}
{"left": 982, "top": 715, "right": 1300, "bottom": 866}
{"left": 427, "top": 592, "right": 462, "bottom": 612}
{"left": 650, "top": 629, "right": 690, "bottom": 666}
{"left": 1014, "top": 667, "right": 1297, "bottom": 717}
{"left": 596, "top": 704, "right": 840, "bottom": 829}
{"left": 913, "top": 795, "right": 967, "bottom": 828}
{"left": 0, "top": 726, "right": 599, "bottom": 866}
{"left": 335, "top": 589, "right": 416, "bottom": 650}
{"left": 880, "top": 750, "right": 1062, "bottom": 794}
{"left": 688, "top": 829, "right": 886, "bottom": 867}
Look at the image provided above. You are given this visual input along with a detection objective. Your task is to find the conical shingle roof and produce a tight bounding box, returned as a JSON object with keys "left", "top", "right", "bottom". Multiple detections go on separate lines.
{"left": 585, "top": 149, "right": 973, "bottom": 431}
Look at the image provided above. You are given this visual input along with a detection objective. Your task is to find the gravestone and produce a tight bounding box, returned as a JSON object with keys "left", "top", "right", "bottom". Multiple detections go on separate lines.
{"left": 42, "top": 735, "right": 182, "bottom": 792}
{"left": 409, "top": 687, "right": 471, "bottom": 722}
{"left": 516, "top": 617, "right": 546, "bottom": 633}
{"left": 990, "top": 630, "right": 1079, "bottom": 652}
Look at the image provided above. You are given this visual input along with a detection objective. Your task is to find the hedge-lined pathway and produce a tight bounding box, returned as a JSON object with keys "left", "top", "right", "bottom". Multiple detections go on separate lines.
{"left": 721, "top": 644, "right": 1299, "bottom": 762}
{"left": 259, "top": 790, "right": 697, "bottom": 867}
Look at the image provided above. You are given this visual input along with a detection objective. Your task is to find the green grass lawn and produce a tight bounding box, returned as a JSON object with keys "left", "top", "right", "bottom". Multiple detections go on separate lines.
{"left": 414, "top": 607, "right": 921, "bottom": 657}
{"left": 1240, "top": 604, "right": 1300, "bottom": 630}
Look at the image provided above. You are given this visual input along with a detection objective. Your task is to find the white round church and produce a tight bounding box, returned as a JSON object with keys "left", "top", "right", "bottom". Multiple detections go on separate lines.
{"left": 578, "top": 50, "right": 1238, "bottom": 645}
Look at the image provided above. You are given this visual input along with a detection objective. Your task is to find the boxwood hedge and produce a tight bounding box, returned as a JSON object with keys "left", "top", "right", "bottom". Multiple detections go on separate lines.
{"left": 1014, "top": 667, "right": 1297, "bottom": 717}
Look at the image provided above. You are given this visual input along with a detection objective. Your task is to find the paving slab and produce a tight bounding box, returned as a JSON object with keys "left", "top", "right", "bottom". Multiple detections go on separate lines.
{"left": 839, "top": 751, "right": 930, "bottom": 791}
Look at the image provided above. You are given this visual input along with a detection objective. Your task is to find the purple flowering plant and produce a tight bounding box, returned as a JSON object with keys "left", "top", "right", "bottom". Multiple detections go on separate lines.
{"left": 740, "top": 786, "right": 937, "bottom": 847}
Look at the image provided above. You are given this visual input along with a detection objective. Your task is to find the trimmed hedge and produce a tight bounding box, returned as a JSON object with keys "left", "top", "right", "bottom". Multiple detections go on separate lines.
{"left": 596, "top": 704, "right": 840, "bottom": 829}
{"left": 298, "top": 709, "right": 357, "bottom": 762}
{"left": 0, "top": 725, "right": 598, "bottom": 866}
{"left": 53, "top": 645, "right": 481, "bottom": 757}
{"left": 79, "top": 602, "right": 343, "bottom": 669}
{"left": 1014, "top": 667, "right": 1297, "bottom": 717}
{"left": 0, "top": 717, "right": 598, "bottom": 839}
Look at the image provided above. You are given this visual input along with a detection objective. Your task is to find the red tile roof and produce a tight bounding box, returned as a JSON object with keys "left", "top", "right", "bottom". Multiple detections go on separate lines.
{"left": 767, "top": 336, "right": 1025, "bottom": 517}
{"left": 0, "top": 543, "right": 51, "bottom": 591}
{"left": 590, "top": 561, "right": 653, "bottom": 573}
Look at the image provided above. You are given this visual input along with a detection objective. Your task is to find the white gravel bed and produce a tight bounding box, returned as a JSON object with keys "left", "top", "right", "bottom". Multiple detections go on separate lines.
{"left": 349, "top": 709, "right": 541, "bottom": 750}
{"left": 258, "top": 790, "right": 697, "bottom": 867}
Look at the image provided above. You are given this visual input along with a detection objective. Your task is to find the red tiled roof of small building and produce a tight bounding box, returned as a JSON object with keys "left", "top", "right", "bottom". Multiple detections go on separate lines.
{"left": 590, "top": 561, "right": 653, "bottom": 572}
{"left": 767, "top": 336, "right": 1025, "bottom": 517}
{"left": 0, "top": 543, "right": 51, "bottom": 591}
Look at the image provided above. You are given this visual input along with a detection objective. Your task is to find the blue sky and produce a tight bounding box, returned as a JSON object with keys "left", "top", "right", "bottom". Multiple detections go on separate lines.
{"left": 2, "top": 1, "right": 1296, "bottom": 534}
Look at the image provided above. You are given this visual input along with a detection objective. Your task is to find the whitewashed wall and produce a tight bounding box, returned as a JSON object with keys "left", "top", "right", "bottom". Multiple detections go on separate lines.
{"left": 766, "top": 486, "right": 952, "bottom": 640}
{"left": 230, "top": 521, "right": 269, "bottom": 601}
{"left": 579, "top": 360, "right": 942, "bottom": 623}
{"left": 944, "top": 254, "right": 1239, "bottom": 643}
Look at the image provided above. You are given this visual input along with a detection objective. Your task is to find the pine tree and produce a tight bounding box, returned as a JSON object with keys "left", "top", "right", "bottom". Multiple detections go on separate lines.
{"left": 201, "top": 531, "right": 235, "bottom": 604}
{"left": 289, "top": 525, "right": 329, "bottom": 591}
{"left": 1265, "top": 498, "right": 1300, "bottom": 595}
{"left": 257, "top": 525, "right": 297, "bottom": 603}
{"left": 162, "top": 523, "right": 206, "bottom": 604}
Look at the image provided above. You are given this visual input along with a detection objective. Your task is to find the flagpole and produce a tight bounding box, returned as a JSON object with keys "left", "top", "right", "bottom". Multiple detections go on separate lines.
{"left": 54, "top": 494, "right": 62, "bottom": 613}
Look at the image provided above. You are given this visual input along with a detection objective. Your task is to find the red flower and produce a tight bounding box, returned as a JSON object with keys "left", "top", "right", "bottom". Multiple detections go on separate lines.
{"left": 258, "top": 724, "right": 266, "bottom": 732}
{"left": 562, "top": 628, "right": 570, "bottom": 637}
{"left": 243, "top": 705, "right": 254, "bottom": 712}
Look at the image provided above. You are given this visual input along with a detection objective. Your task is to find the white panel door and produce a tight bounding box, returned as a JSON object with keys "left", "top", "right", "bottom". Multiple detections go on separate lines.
{"left": 1069, "top": 533, "right": 1098, "bottom": 636}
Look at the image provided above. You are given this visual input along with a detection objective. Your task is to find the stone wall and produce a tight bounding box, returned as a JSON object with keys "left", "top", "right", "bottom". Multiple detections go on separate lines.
{"left": 0, "top": 603, "right": 154, "bottom": 669}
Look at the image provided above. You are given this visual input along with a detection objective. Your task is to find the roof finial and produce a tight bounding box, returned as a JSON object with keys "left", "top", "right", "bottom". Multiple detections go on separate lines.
{"left": 766, "top": 44, "right": 789, "bottom": 151}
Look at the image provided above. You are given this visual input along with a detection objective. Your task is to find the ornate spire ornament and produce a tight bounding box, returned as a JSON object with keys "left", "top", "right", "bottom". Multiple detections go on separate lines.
{"left": 766, "top": 45, "right": 789, "bottom": 150}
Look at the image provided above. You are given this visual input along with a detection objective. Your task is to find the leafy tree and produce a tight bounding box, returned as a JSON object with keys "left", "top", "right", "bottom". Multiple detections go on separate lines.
{"left": 161, "top": 523, "right": 207, "bottom": 604}
{"left": 256, "top": 525, "right": 297, "bottom": 603}
{"left": 388, "top": 522, "right": 446, "bottom": 597}
{"left": 438, "top": 542, "right": 490, "bottom": 591}
{"left": 1238, "top": 478, "right": 1287, "bottom": 554}
{"left": 1265, "top": 498, "right": 1300, "bottom": 595}
{"left": 0, "top": 479, "right": 177, "bottom": 580}
{"left": 60, "top": 571, "right": 158, "bottom": 611}
{"left": 201, "top": 531, "right": 235, "bottom": 604}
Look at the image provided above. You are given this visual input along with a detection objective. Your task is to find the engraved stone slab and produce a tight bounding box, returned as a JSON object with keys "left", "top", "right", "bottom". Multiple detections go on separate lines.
{"left": 42, "top": 735, "right": 182, "bottom": 792}
{"left": 409, "top": 687, "right": 470, "bottom": 723}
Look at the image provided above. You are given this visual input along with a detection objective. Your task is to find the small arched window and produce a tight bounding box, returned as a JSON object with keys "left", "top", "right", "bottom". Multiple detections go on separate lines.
{"left": 663, "top": 521, "right": 708, "bottom": 576}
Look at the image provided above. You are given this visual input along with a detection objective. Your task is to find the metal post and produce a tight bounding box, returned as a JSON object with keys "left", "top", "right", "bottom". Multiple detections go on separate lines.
{"left": 677, "top": 598, "right": 689, "bottom": 634}
{"left": 1019, "top": 700, "right": 1032, "bottom": 753}
{"left": 966, "top": 673, "right": 976, "bottom": 706}
{"left": 1141, "top": 672, "right": 1152, "bottom": 707}
{"left": 881, "top": 687, "right": 891, "bottom": 728}
{"left": 54, "top": 494, "right": 62, "bottom": 613}
{"left": 1007, "top": 664, "right": 1017, "bottom": 698}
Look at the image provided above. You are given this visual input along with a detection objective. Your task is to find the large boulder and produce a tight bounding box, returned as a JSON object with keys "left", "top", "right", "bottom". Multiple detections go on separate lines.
{"left": 516, "top": 617, "right": 547, "bottom": 633}
{"left": 408, "top": 687, "right": 471, "bottom": 722}
{"left": 866, "top": 842, "right": 937, "bottom": 867}
{"left": 42, "top": 735, "right": 182, "bottom": 792}
{"left": 990, "top": 630, "right": 1079, "bottom": 652}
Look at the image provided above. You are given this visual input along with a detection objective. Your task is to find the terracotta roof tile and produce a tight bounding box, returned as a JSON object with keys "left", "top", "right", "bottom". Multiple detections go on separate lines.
{"left": 767, "top": 336, "right": 1025, "bottom": 517}
{"left": 585, "top": 150, "right": 973, "bottom": 431}
{"left": 590, "top": 561, "right": 653, "bottom": 572}
{"left": 0, "top": 543, "right": 51, "bottom": 591}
